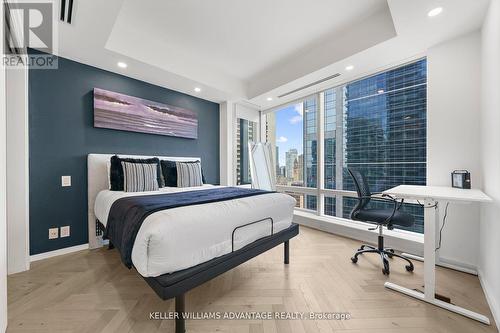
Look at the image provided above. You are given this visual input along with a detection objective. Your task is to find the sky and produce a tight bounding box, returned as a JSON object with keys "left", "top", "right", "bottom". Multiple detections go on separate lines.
{"left": 275, "top": 103, "right": 303, "bottom": 166}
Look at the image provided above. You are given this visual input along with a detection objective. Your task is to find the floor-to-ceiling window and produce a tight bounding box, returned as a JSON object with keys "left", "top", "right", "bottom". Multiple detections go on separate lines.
{"left": 266, "top": 58, "right": 427, "bottom": 233}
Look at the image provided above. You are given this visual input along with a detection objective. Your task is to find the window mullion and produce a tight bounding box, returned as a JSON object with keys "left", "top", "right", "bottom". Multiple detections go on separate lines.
{"left": 317, "top": 92, "right": 325, "bottom": 216}
{"left": 335, "top": 86, "right": 344, "bottom": 217}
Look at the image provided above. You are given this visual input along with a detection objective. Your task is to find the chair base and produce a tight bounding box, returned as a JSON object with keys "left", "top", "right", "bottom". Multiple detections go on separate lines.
{"left": 351, "top": 244, "right": 414, "bottom": 275}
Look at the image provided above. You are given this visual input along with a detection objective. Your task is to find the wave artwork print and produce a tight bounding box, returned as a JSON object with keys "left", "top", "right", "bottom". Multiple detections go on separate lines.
{"left": 93, "top": 88, "right": 198, "bottom": 139}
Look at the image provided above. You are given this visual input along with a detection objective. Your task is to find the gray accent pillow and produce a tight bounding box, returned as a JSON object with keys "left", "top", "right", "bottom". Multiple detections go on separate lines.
{"left": 176, "top": 161, "right": 203, "bottom": 187}
{"left": 121, "top": 162, "right": 159, "bottom": 192}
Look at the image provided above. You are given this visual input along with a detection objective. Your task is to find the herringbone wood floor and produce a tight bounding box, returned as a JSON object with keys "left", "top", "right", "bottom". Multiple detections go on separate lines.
{"left": 6, "top": 226, "right": 498, "bottom": 333}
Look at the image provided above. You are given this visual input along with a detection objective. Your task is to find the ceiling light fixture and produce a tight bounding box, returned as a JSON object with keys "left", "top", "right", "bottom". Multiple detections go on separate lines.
{"left": 194, "top": 87, "right": 201, "bottom": 93}
{"left": 428, "top": 7, "right": 443, "bottom": 17}
{"left": 117, "top": 62, "right": 127, "bottom": 68}
{"left": 345, "top": 65, "right": 354, "bottom": 71}
{"left": 266, "top": 97, "right": 273, "bottom": 101}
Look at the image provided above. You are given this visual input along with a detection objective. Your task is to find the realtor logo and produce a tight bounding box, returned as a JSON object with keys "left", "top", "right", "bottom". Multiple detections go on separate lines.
{"left": 3, "top": 0, "right": 58, "bottom": 69}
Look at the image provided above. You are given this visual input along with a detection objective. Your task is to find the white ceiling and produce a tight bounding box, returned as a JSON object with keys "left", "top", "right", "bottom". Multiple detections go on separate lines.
{"left": 107, "top": 0, "right": 387, "bottom": 80}
{"left": 56, "top": 0, "right": 490, "bottom": 106}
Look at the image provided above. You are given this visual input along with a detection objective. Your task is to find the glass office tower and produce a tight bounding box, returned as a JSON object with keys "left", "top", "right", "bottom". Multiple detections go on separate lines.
{"left": 270, "top": 58, "right": 427, "bottom": 233}
{"left": 325, "top": 59, "right": 427, "bottom": 233}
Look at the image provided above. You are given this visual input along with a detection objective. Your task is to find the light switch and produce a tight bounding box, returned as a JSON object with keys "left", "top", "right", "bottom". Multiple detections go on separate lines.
{"left": 61, "top": 176, "right": 71, "bottom": 187}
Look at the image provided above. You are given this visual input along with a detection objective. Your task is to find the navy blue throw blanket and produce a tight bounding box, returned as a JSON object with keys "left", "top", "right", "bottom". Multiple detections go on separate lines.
{"left": 105, "top": 187, "right": 272, "bottom": 269}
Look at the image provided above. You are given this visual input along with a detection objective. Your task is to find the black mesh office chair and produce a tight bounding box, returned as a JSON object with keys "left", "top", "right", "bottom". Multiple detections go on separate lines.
{"left": 348, "top": 169, "right": 415, "bottom": 275}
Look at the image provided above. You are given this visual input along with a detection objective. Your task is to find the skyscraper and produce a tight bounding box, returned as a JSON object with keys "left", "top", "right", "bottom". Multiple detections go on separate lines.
{"left": 341, "top": 59, "right": 427, "bottom": 232}
{"left": 285, "top": 149, "right": 298, "bottom": 180}
{"left": 236, "top": 119, "right": 256, "bottom": 185}
{"left": 296, "top": 153, "right": 304, "bottom": 182}
{"left": 266, "top": 59, "right": 426, "bottom": 233}
{"left": 275, "top": 146, "right": 280, "bottom": 176}
{"left": 303, "top": 98, "right": 317, "bottom": 210}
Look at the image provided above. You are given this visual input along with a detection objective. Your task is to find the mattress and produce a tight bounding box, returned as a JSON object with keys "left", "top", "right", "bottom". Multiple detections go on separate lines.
{"left": 94, "top": 185, "right": 296, "bottom": 277}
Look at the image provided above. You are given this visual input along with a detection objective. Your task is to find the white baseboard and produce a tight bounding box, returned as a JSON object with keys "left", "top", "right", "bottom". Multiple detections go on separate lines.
{"left": 30, "top": 243, "right": 89, "bottom": 262}
{"left": 437, "top": 256, "right": 478, "bottom": 275}
{"left": 478, "top": 269, "right": 500, "bottom": 327}
{"left": 293, "top": 210, "right": 424, "bottom": 255}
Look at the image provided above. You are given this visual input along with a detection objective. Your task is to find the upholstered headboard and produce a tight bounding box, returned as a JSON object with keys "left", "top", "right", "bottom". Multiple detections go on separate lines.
{"left": 87, "top": 153, "right": 201, "bottom": 249}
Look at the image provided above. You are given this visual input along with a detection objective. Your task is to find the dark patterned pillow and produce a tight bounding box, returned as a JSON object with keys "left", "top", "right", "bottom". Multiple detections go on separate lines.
{"left": 160, "top": 160, "right": 178, "bottom": 187}
{"left": 110, "top": 155, "right": 163, "bottom": 191}
{"left": 161, "top": 160, "right": 206, "bottom": 187}
{"left": 176, "top": 161, "right": 203, "bottom": 187}
{"left": 121, "top": 162, "right": 159, "bottom": 192}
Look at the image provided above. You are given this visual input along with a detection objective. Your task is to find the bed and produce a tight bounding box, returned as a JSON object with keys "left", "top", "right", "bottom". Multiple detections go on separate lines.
{"left": 87, "top": 153, "right": 299, "bottom": 333}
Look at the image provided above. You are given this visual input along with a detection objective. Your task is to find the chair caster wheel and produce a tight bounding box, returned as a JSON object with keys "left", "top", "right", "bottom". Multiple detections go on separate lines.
{"left": 382, "top": 268, "right": 390, "bottom": 275}
{"left": 405, "top": 265, "right": 414, "bottom": 272}
{"left": 351, "top": 257, "right": 358, "bottom": 263}
{"left": 386, "top": 253, "right": 393, "bottom": 259}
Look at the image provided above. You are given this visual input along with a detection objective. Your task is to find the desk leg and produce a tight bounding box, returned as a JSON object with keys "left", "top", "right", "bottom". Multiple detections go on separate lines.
{"left": 385, "top": 199, "right": 490, "bottom": 325}
{"left": 423, "top": 198, "right": 437, "bottom": 300}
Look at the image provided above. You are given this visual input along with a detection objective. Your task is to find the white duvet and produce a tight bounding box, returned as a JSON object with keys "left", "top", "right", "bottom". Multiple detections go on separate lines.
{"left": 94, "top": 185, "right": 296, "bottom": 277}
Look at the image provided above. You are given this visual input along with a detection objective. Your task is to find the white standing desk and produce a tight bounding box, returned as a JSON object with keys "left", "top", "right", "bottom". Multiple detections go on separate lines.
{"left": 383, "top": 185, "right": 492, "bottom": 325}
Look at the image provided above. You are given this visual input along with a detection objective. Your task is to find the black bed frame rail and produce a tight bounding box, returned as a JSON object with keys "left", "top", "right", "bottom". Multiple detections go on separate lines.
{"left": 99, "top": 216, "right": 298, "bottom": 333}
{"left": 231, "top": 217, "right": 274, "bottom": 252}
{"left": 144, "top": 224, "right": 299, "bottom": 333}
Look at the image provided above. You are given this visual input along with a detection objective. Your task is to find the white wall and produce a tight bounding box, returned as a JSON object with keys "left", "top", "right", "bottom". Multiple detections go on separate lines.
{"left": 0, "top": 72, "right": 7, "bottom": 333}
{"left": 5, "top": 66, "right": 29, "bottom": 274}
{"left": 427, "top": 31, "right": 482, "bottom": 270}
{"left": 0, "top": 4, "right": 9, "bottom": 331}
{"left": 479, "top": 0, "right": 500, "bottom": 325}
{"left": 219, "top": 101, "right": 235, "bottom": 186}
{"left": 235, "top": 103, "right": 260, "bottom": 123}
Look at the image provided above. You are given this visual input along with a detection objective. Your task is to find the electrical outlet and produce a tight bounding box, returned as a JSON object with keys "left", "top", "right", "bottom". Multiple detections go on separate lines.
{"left": 49, "top": 228, "right": 59, "bottom": 239}
{"left": 60, "top": 226, "right": 70, "bottom": 238}
{"left": 61, "top": 176, "right": 71, "bottom": 187}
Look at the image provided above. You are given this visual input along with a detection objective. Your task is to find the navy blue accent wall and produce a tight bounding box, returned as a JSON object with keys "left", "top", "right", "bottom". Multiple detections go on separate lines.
{"left": 29, "top": 54, "right": 220, "bottom": 255}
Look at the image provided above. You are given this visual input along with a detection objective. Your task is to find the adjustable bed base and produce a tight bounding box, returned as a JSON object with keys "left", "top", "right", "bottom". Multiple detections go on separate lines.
{"left": 101, "top": 222, "right": 299, "bottom": 333}
{"left": 145, "top": 223, "right": 298, "bottom": 333}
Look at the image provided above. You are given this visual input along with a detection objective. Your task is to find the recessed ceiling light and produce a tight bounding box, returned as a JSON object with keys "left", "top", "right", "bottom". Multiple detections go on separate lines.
{"left": 428, "top": 7, "right": 443, "bottom": 17}
{"left": 266, "top": 97, "right": 273, "bottom": 101}
{"left": 117, "top": 62, "right": 127, "bottom": 68}
{"left": 345, "top": 65, "right": 354, "bottom": 71}
{"left": 194, "top": 87, "right": 201, "bottom": 93}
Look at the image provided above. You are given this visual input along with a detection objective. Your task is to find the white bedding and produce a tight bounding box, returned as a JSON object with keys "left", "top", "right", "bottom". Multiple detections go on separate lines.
{"left": 94, "top": 185, "right": 296, "bottom": 277}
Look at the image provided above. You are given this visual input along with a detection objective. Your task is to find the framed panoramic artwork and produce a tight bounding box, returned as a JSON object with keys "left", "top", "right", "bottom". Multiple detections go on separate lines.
{"left": 93, "top": 88, "right": 198, "bottom": 139}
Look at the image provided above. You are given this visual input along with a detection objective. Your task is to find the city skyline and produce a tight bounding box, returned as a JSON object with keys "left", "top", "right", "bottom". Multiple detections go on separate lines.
{"left": 274, "top": 103, "right": 304, "bottom": 167}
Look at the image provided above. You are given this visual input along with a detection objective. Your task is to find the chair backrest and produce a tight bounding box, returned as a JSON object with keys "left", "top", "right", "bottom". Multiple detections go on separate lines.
{"left": 348, "top": 168, "right": 372, "bottom": 218}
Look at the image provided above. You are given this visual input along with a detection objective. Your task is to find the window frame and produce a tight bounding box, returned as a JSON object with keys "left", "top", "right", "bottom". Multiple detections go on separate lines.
{"left": 235, "top": 118, "right": 257, "bottom": 186}
{"left": 264, "top": 57, "right": 427, "bottom": 236}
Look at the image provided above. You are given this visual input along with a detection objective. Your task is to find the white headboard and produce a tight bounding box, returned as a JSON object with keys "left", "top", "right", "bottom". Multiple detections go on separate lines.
{"left": 87, "top": 153, "right": 200, "bottom": 249}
